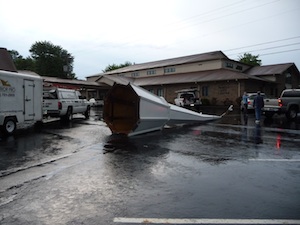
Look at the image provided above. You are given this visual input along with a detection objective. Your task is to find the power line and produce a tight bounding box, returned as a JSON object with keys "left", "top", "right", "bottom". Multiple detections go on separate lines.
{"left": 178, "top": 0, "right": 280, "bottom": 31}
{"left": 72, "top": 0, "right": 281, "bottom": 55}
{"left": 225, "top": 40, "right": 300, "bottom": 57}
{"left": 72, "top": 0, "right": 249, "bottom": 54}
{"left": 225, "top": 36, "right": 300, "bottom": 52}
{"left": 173, "top": 6, "right": 299, "bottom": 48}
{"left": 259, "top": 48, "right": 300, "bottom": 56}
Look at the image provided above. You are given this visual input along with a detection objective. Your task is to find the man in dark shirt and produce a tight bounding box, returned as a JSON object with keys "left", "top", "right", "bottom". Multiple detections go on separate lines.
{"left": 253, "top": 91, "right": 264, "bottom": 124}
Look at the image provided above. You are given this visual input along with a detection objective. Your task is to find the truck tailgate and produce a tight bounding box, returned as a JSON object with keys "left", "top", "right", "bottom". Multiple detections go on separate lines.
{"left": 263, "top": 98, "right": 280, "bottom": 111}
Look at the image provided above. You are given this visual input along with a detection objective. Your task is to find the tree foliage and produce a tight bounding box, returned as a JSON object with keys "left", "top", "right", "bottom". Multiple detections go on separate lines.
{"left": 103, "top": 61, "right": 133, "bottom": 72}
{"left": 9, "top": 41, "right": 75, "bottom": 79}
{"left": 30, "top": 41, "right": 75, "bottom": 78}
{"left": 238, "top": 53, "right": 262, "bottom": 66}
{"left": 8, "top": 50, "right": 35, "bottom": 71}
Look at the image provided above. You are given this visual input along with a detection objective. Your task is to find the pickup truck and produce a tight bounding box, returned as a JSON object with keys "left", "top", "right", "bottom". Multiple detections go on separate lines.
{"left": 174, "top": 89, "right": 201, "bottom": 109}
{"left": 262, "top": 89, "right": 300, "bottom": 120}
{"left": 43, "top": 88, "right": 91, "bottom": 121}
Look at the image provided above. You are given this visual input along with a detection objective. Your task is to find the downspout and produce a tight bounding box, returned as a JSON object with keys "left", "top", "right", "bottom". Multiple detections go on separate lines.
{"left": 237, "top": 79, "right": 240, "bottom": 97}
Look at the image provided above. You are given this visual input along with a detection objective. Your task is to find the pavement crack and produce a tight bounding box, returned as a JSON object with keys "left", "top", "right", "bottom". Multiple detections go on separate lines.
{"left": 0, "top": 175, "right": 46, "bottom": 207}
{"left": 0, "top": 154, "right": 72, "bottom": 178}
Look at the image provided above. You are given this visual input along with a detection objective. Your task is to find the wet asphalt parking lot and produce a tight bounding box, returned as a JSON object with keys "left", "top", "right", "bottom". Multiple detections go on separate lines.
{"left": 0, "top": 108, "right": 300, "bottom": 225}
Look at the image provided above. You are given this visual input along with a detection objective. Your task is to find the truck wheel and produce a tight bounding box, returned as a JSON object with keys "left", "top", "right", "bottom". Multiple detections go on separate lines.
{"left": 286, "top": 106, "right": 298, "bottom": 120}
{"left": 3, "top": 118, "right": 17, "bottom": 135}
{"left": 84, "top": 106, "right": 90, "bottom": 119}
{"left": 64, "top": 107, "right": 73, "bottom": 122}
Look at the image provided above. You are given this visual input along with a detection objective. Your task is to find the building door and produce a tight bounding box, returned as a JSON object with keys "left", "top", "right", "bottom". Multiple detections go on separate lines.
{"left": 24, "top": 80, "right": 35, "bottom": 120}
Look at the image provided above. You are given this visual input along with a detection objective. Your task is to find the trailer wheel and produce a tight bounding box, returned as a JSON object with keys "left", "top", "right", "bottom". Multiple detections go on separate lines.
{"left": 3, "top": 118, "right": 17, "bottom": 135}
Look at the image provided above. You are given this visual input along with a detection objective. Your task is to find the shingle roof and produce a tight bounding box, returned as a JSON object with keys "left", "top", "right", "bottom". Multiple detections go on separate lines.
{"left": 246, "top": 63, "right": 294, "bottom": 76}
{"left": 0, "top": 48, "right": 17, "bottom": 72}
{"left": 19, "top": 70, "right": 104, "bottom": 87}
{"left": 42, "top": 76, "right": 103, "bottom": 87}
{"left": 96, "top": 74, "right": 134, "bottom": 86}
{"left": 98, "top": 69, "right": 268, "bottom": 87}
{"left": 104, "top": 51, "right": 228, "bottom": 75}
{"left": 134, "top": 69, "right": 268, "bottom": 86}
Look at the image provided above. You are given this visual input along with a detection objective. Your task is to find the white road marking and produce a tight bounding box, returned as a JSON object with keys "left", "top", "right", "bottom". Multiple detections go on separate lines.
{"left": 113, "top": 217, "right": 300, "bottom": 224}
{"left": 249, "top": 158, "right": 300, "bottom": 162}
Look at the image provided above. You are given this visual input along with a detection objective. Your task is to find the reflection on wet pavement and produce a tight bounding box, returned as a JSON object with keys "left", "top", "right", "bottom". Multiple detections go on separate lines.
{"left": 0, "top": 108, "right": 299, "bottom": 224}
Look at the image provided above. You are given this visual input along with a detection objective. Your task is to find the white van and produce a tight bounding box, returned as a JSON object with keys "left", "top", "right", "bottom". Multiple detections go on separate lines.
{"left": 0, "top": 70, "right": 43, "bottom": 135}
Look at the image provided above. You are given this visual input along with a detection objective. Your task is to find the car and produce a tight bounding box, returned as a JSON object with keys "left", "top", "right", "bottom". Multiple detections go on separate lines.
{"left": 241, "top": 92, "right": 266, "bottom": 111}
{"left": 89, "top": 98, "right": 103, "bottom": 107}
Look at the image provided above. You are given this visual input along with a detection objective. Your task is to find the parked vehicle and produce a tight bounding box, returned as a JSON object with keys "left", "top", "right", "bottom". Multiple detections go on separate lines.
{"left": 0, "top": 70, "right": 43, "bottom": 135}
{"left": 43, "top": 88, "right": 91, "bottom": 121}
{"left": 174, "top": 89, "right": 201, "bottom": 109}
{"left": 89, "top": 98, "right": 104, "bottom": 107}
{"left": 240, "top": 92, "right": 266, "bottom": 111}
{"left": 262, "top": 89, "right": 300, "bottom": 120}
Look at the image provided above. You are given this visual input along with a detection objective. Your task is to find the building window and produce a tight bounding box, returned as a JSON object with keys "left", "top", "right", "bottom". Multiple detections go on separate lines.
{"left": 164, "top": 67, "right": 176, "bottom": 73}
{"left": 147, "top": 70, "right": 156, "bottom": 75}
{"left": 285, "top": 72, "right": 292, "bottom": 84}
{"left": 236, "top": 65, "right": 243, "bottom": 70}
{"left": 202, "top": 86, "right": 209, "bottom": 96}
{"left": 157, "top": 88, "right": 164, "bottom": 97}
{"left": 285, "top": 72, "right": 292, "bottom": 89}
{"left": 226, "top": 62, "right": 233, "bottom": 68}
{"left": 131, "top": 72, "right": 139, "bottom": 77}
{"left": 148, "top": 89, "right": 154, "bottom": 94}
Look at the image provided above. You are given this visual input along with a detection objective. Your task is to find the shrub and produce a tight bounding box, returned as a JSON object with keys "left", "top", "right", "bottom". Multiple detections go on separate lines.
{"left": 211, "top": 98, "right": 217, "bottom": 105}
{"left": 201, "top": 98, "right": 210, "bottom": 105}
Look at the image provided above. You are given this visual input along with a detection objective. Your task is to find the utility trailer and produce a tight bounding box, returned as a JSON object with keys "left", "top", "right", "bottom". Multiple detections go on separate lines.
{"left": 0, "top": 70, "right": 43, "bottom": 135}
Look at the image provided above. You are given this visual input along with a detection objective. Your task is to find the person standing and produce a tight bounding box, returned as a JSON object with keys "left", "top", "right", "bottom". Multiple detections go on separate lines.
{"left": 253, "top": 91, "right": 264, "bottom": 124}
{"left": 242, "top": 92, "right": 248, "bottom": 114}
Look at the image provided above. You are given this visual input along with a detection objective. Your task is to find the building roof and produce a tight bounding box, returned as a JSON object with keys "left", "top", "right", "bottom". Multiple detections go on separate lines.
{"left": 98, "top": 69, "right": 268, "bottom": 87}
{"left": 245, "top": 63, "right": 295, "bottom": 76}
{"left": 103, "top": 51, "right": 228, "bottom": 75}
{"left": 42, "top": 76, "right": 104, "bottom": 87}
{"left": 96, "top": 74, "right": 134, "bottom": 86}
{"left": 19, "top": 70, "right": 105, "bottom": 88}
{"left": 135, "top": 69, "right": 269, "bottom": 86}
{"left": 0, "top": 48, "right": 17, "bottom": 72}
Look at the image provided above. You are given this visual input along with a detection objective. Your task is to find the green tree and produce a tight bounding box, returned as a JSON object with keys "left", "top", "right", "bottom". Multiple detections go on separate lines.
{"left": 103, "top": 61, "right": 133, "bottom": 72}
{"left": 8, "top": 50, "right": 35, "bottom": 71}
{"left": 8, "top": 49, "right": 21, "bottom": 61}
{"left": 238, "top": 53, "right": 262, "bottom": 66}
{"left": 29, "top": 41, "right": 75, "bottom": 79}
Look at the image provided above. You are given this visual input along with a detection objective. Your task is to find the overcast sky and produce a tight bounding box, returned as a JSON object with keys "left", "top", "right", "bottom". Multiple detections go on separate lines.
{"left": 1, "top": 0, "right": 300, "bottom": 80}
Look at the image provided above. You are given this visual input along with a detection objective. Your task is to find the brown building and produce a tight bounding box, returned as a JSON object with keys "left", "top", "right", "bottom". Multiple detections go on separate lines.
{"left": 2, "top": 47, "right": 298, "bottom": 105}
{"left": 89, "top": 51, "right": 300, "bottom": 106}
